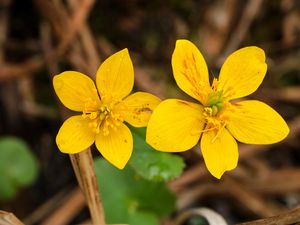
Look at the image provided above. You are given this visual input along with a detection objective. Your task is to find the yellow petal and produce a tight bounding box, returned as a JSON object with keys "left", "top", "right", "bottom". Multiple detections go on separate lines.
{"left": 56, "top": 116, "right": 95, "bottom": 154}
{"left": 172, "top": 40, "right": 210, "bottom": 104}
{"left": 53, "top": 71, "right": 100, "bottom": 112}
{"left": 119, "top": 92, "right": 161, "bottom": 127}
{"left": 96, "top": 48, "right": 134, "bottom": 100}
{"left": 146, "top": 99, "right": 205, "bottom": 152}
{"left": 95, "top": 123, "right": 133, "bottom": 169}
{"left": 227, "top": 100, "right": 289, "bottom": 144}
{"left": 217, "top": 47, "right": 267, "bottom": 100}
{"left": 201, "top": 128, "right": 238, "bottom": 179}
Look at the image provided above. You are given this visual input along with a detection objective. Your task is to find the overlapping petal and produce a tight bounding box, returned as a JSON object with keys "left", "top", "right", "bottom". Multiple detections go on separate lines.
{"left": 172, "top": 40, "right": 210, "bottom": 104}
{"left": 217, "top": 47, "right": 267, "bottom": 100}
{"left": 95, "top": 123, "right": 133, "bottom": 169}
{"left": 227, "top": 100, "right": 289, "bottom": 144}
{"left": 146, "top": 99, "right": 205, "bottom": 152}
{"left": 96, "top": 48, "right": 134, "bottom": 100}
{"left": 200, "top": 128, "right": 238, "bottom": 179}
{"left": 120, "top": 92, "right": 161, "bottom": 127}
{"left": 53, "top": 71, "right": 100, "bottom": 112}
{"left": 56, "top": 116, "right": 95, "bottom": 154}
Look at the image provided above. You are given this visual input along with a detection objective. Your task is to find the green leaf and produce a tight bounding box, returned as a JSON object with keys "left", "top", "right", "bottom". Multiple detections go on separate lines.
{"left": 0, "top": 137, "right": 38, "bottom": 200}
{"left": 129, "top": 211, "right": 159, "bottom": 225}
{"left": 94, "top": 158, "right": 175, "bottom": 225}
{"left": 129, "top": 127, "right": 185, "bottom": 182}
{"left": 0, "top": 175, "right": 18, "bottom": 200}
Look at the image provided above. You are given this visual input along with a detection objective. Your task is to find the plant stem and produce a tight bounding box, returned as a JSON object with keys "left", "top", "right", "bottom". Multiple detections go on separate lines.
{"left": 69, "top": 148, "right": 105, "bottom": 225}
{"left": 0, "top": 210, "right": 25, "bottom": 225}
{"left": 236, "top": 207, "right": 300, "bottom": 225}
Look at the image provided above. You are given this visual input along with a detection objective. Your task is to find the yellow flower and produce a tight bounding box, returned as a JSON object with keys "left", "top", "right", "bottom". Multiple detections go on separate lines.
{"left": 146, "top": 40, "right": 289, "bottom": 179}
{"left": 53, "top": 49, "right": 160, "bottom": 169}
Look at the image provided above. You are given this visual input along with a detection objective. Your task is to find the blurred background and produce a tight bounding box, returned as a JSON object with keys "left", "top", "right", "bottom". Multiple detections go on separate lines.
{"left": 0, "top": 0, "right": 300, "bottom": 224}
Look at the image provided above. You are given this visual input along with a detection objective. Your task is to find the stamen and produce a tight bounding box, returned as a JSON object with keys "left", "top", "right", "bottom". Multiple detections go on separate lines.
{"left": 190, "top": 126, "right": 218, "bottom": 136}
{"left": 82, "top": 97, "right": 125, "bottom": 135}
{"left": 211, "top": 123, "right": 227, "bottom": 143}
{"left": 204, "top": 107, "right": 213, "bottom": 116}
{"left": 201, "top": 99, "right": 233, "bottom": 142}
{"left": 99, "top": 113, "right": 106, "bottom": 120}
{"left": 90, "top": 112, "right": 98, "bottom": 119}
{"left": 211, "top": 105, "right": 218, "bottom": 116}
{"left": 211, "top": 78, "right": 219, "bottom": 91}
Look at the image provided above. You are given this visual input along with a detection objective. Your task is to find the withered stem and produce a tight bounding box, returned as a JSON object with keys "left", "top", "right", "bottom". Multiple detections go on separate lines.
{"left": 69, "top": 149, "right": 105, "bottom": 225}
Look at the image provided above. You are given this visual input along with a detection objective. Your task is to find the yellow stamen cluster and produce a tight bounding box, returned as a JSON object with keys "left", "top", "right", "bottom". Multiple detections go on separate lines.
{"left": 82, "top": 98, "right": 124, "bottom": 136}
{"left": 203, "top": 101, "right": 233, "bottom": 142}
{"left": 200, "top": 80, "right": 234, "bottom": 141}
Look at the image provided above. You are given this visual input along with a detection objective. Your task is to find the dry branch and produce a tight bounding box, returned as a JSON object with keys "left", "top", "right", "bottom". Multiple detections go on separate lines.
{"left": 237, "top": 207, "right": 300, "bottom": 225}
{"left": 41, "top": 188, "right": 85, "bottom": 225}
{"left": 0, "top": 211, "right": 25, "bottom": 225}
{"left": 69, "top": 150, "right": 105, "bottom": 224}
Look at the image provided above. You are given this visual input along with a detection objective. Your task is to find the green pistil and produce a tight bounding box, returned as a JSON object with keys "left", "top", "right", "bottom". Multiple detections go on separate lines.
{"left": 99, "top": 105, "right": 109, "bottom": 120}
{"left": 206, "top": 91, "right": 223, "bottom": 116}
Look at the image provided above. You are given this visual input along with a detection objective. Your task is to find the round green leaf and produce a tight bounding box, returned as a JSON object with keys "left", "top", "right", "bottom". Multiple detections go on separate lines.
{"left": 129, "top": 127, "right": 185, "bottom": 182}
{"left": 0, "top": 175, "right": 18, "bottom": 200}
{"left": 0, "top": 137, "right": 38, "bottom": 200}
{"left": 129, "top": 211, "right": 159, "bottom": 225}
{"left": 94, "top": 158, "right": 175, "bottom": 224}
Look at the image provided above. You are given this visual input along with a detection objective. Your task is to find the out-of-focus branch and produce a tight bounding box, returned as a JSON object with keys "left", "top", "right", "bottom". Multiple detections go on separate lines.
{"left": 236, "top": 207, "right": 300, "bottom": 225}
{"left": 0, "top": 211, "right": 25, "bottom": 225}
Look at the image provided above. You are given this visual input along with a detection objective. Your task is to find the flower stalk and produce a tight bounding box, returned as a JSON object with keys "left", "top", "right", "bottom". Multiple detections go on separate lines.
{"left": 69, "top": 149, "right": 105, "bottom": 225}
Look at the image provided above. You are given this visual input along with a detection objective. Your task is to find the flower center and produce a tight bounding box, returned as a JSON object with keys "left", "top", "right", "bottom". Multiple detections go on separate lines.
{"left": 205, "top": 90, "right": 223, "bottom": 116}
{"left": 82, "top": 98, "right": 123, "bottom": 136}
{"left": 202, "top": 88, "right": 234, "bottom": 141}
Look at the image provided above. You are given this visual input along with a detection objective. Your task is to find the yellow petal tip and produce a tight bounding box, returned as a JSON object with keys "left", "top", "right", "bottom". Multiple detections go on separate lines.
{"left": 212, "top": 172, "right": 223, "bottom": 180}
{"left": 52, "top": 74, "right": 61, "bottom": 91}
{"left": 174, "top": 39, "right": 196, "bottom": 51}
{"left": 112, "top": 162, "right": 126, "bottom": 170}
{"left": 209, "top": 164, "right": 237, "bottom": 180}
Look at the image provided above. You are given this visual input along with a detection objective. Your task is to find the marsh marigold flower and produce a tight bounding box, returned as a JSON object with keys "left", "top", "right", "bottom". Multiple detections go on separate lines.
{"left": 146, "top": 40, "right": 289, "bottom": 179}
{"left": 53, "top": 49, "right": 160, "bottom": 169}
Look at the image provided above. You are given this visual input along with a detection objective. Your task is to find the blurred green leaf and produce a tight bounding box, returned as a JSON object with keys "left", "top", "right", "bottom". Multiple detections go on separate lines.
{"left": 128, "top": 211, "right": 159, "bottom": 225}
{"left": 129, "top": 127, "right": 185, "bottom": 182}
{"left": 0, "top": 175, "right": 18, "bottom": 200}
{"left": 0, "top": 137, "right": 38, "bottom": 200}
{"left": 94, "top": 158, "right": 176, "bottom": 225}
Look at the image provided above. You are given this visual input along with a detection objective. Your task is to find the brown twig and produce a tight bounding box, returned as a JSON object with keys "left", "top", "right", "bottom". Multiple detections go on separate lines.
{"left": 67, "top": 0, "right": 100, "bottom": 77}
{"left": 56, "top": 0, "right": 95, "bottom": 57}
{"left": 69, "top": 150, "right": 105, "bottom": 225}
{"left": 176, "top": 183, "right": 221, "bottom": 209}
{"left": 222, "top": 177, "right": 284, "bottom": 218}
{"left": 0, "top": 59, "right": 43, "bottom": 81}
{"left": 33, "top": 0, "right": 66, "bottom": 39}
{"left": 23, "top": 188, "right": 72, "bottom": 225}
{"left": 201, "top": 0, "right": 241, "bottom": 58}
{"left": 0, "top": 211, "right": 25, "bottom": 225}
{"left": 246, "top": 169, "right": 300, "bottom": 195}
{"left": 135, "top": 66, "right": 166, "bottom": 99}
{"left": 263, "top": 87, "right": 300, "bottom": 104}
{"left": 40, "top": 188, "right": 85, "bottom": 225}
{"left": 218, "top": 0, "right": 265, "bottom": 64}
{"left": 236, "top": 207, "right": 300, "bottom": 225}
